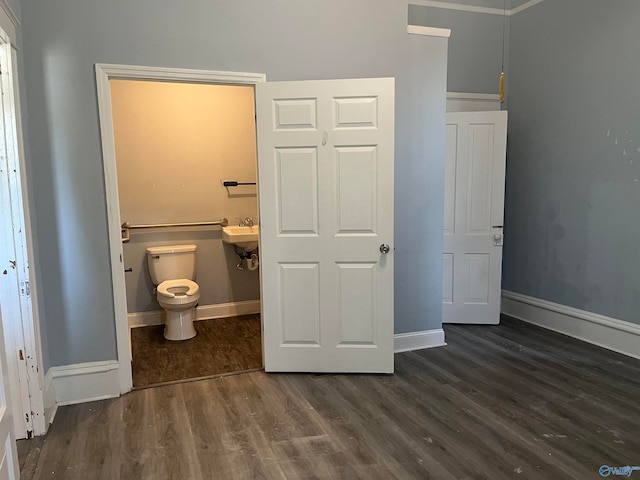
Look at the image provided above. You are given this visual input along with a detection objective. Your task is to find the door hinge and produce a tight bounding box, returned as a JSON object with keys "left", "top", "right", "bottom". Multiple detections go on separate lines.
{"left": 20, "top": 280, "right": 30, "bottom": 296}
{"left": 18, "top": 349, "right": 24, "bottom": 360}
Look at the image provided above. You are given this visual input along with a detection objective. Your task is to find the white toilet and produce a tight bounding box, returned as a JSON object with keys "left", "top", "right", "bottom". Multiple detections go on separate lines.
{"left": 146, "top": 244, "right": 200, "bottom": 341}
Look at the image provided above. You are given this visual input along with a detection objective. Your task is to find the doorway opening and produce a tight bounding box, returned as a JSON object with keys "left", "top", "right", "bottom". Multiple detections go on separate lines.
{"left": 110, "top": 79, "right": 262, "bottom": 388}
{"left": 109, "top": 79, "right": 262, "bottom": 388}
{"left": 96, "top": 65, "right": 266, "bottom": 393}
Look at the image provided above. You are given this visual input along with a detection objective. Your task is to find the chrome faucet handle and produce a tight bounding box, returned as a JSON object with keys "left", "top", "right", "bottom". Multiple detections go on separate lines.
{"left": 235, "top": 217, "right": 245, "bottom": 227}
{"left": 244, "top": 217, "right": 254, "bottom": 227}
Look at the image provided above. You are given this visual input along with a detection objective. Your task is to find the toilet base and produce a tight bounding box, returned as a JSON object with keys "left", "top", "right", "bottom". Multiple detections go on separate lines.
{"left": 163, "top": 307, "right": 197, "bottom": 341}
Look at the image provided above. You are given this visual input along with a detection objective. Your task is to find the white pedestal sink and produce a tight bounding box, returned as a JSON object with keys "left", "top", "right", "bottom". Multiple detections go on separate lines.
{"left": 222, "top": 225, "right": 259, "bottom": 251}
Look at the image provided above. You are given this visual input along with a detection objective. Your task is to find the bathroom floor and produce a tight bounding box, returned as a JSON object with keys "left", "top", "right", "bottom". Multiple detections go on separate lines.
{"left": 130, "top": 314, "right": 262, "bottom": 388}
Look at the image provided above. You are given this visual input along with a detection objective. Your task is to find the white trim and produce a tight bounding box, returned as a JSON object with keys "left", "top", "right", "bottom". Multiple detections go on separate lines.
{"left": 501, "top": 291, "right": 640, "bottom": 360}
{"left": 409, "top": 0, "right": 545, "bottom": 16}
{"left": 446, "top": 92, "right": 501, "bottom": 112}
{"left": 42, "top": 370, "right": 57, "bottom": 427}
{"left": 128, "top": 300, "right": 262, "bottom": 328}
{"left": 128, "top": 310, "right": 163, "bottom": 328}
{"left": 410, "top": 0, "right": 506, "bottom": 16}
{"left": 8, "top": 41, "right": 47, "bottom": 437}
{"left": 95, "top": 65, "right": 132, "bottom": 396}
{"left": 0, "top": 1, "right": 17, "bottom": 43}
{"left": 447, "top": 92, "right": 501, "bottom": 101}
{"left": 394, "top": 329, "right": 446, "bottom": 353}
{"left": 95, "top": 64, "right": 266, "bottom": 396}
{"left": 407, "top": 25, "right": 451, "bottom": 38}
{"left": 0, "top": 25, "right": 47, "bottom": 439}
{"left": 510, "top": 0, "right": 545, "bottom": 16}
{"left": 0, "top": 1, "right": 17, "bottom": 27}
{"left": 96, "top": 63, "right": 267, "bottom": 85}
{"left": 48, "top": 361, "right": 121, "bottom": 407}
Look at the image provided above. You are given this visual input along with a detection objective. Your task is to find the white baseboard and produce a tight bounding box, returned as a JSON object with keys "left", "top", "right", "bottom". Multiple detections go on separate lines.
{"left": 41, "top": 326, "right": 442, "bottom": 422}
{"left": 47, "top": 360, "right": 121, "bottom": 407}
{"left": 43, "top": 369, "right": 57, "bottom": 428}
{"left": 394, "top": 329, "right": 446, "bottom": 353}
{"left": 501, "top": 290, "right": 640, "bottom": 360}
{"left": 129, "top": 300, "right": 261, "bottom": 328}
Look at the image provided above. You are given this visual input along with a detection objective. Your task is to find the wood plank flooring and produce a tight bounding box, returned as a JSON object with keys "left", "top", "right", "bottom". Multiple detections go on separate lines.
{"left": 18, "top": 316, "right": 640, "bottom": 479}
{"left": 131, "top": 314, "right": 263, "bottom": 387}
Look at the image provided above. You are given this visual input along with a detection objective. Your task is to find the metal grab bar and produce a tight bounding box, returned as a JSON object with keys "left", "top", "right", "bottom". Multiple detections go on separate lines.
{"left": 121, "top": 218, "right": 228, "bottom": 243}
{"left": 223, "top": 181, "right": 256, "bottom": 187}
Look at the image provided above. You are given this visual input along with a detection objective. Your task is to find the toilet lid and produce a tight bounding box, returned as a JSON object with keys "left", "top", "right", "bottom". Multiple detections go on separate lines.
{"left": 157, "top": 279, "right": 199, "bottom": 298}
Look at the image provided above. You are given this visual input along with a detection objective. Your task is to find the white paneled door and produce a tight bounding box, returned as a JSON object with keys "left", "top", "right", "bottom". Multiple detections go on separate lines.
{"left": 443, "top": 111, "right": 508, "bottom": 324}
{"left": 257, "top": 78, "right": 394, "bottom": 373}
{"left": 0, "top": 308, "right": 19, "bottom": 480}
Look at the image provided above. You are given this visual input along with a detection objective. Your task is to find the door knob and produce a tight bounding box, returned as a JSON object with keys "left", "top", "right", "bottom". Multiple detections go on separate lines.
{"left": 380, "top": 244, "right": 390, "bottom": 254}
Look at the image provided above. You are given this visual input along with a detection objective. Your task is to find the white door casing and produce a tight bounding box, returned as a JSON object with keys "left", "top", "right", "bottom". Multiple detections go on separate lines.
{"left": 0, "top": 306, "right": 19, "bottom": 479}
{"left": 257, "top": 78, "right": 395, "bottom": 373}
{"left": 0, "top": 62, "right": 27, "bottom": 439}
{"left": 0, "top": 38, "right": 45, "bottom": 439}
{"left": 95, "top": 64, "right": 267, "bottom": 394}
{"left": 443, "top": 111, "right": 507, "bottom": 324}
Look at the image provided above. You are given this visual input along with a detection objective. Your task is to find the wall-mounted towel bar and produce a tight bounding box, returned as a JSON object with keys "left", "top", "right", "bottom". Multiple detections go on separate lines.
{"left": 223, "top": 181, "right": 256, "bottom": 187}
{"left": 121, "top": 218, "right": 228, "bottom": 243}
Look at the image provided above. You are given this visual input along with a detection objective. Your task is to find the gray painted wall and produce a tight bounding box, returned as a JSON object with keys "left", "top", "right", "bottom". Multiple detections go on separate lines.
{"left": 20, "top": 0, "right": 448, "bottom": 368}
{"left": 504, "top": 0, "right": 640, "bottom": 324}
{"left": 409, "top": 4, "right": 509, "bottom": 94}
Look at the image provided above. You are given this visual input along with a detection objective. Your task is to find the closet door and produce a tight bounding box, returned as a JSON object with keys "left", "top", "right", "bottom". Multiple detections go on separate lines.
{"left": 443, "top": 111, "right": 508, "bottom": 324}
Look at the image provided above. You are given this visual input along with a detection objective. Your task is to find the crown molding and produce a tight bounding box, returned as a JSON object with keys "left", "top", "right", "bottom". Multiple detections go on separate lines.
{"left": 409, "top": 0, "right": 546, "bottom": 16}
{"left": 509, "top": 0, "right": 545, "bottom": 16}
{"left": 0, "top": 0, "right": 18, "bottom": 27}
{"left": 407, "top": 25, "right": 451, "bottom": 38}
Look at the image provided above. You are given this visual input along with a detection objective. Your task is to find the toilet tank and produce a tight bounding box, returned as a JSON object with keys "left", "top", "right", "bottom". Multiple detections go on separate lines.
{"left": 146, "top": 244, "right": 197, "bottom": 284}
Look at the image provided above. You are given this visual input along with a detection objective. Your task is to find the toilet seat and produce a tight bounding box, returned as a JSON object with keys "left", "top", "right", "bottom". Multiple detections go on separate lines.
{"left": 157, "top": 279, "right": 199, "bottom": 298}
{"left": 155, "top": 279, "right": 200, "bottom": 341}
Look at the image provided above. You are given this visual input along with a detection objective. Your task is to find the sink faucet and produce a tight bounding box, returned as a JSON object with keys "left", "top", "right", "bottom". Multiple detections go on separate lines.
{"left": 244, "top": 217, "right": 254, "bottom": 227}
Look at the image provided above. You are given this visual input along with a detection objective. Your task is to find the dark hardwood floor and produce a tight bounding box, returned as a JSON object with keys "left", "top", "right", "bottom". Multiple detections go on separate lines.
{"left": 18, "top": 316, "right": 640, "bottom": 479}
{"left": 131, "top": 314, "right": 263, "bottom": 387}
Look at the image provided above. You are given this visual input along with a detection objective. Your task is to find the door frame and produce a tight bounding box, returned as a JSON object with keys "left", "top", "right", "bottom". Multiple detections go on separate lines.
{"left": 0, "top": 14, "right": 47, "bottom": 438}
{"left": 95, "top": 64, "right": 266, "bottom": 393}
